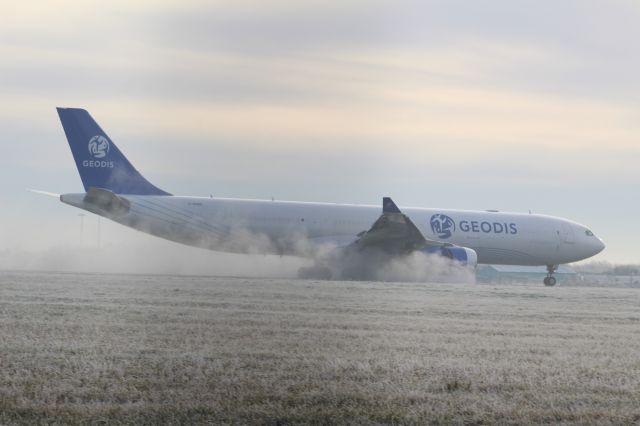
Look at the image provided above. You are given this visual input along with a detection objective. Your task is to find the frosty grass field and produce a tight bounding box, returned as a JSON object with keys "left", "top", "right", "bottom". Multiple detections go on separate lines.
{"left": 1, "top": 270, "right": 640, "bottom": 424}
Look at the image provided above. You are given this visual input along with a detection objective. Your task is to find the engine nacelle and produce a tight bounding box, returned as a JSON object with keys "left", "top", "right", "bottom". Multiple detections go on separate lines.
{"left": 421, "top": 245, "right": 478, "bottom": 268}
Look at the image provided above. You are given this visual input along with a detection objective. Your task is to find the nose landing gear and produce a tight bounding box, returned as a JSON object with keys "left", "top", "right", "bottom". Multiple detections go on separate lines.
{"left": 543, "top": 264, "right": 557, "bottom": 286}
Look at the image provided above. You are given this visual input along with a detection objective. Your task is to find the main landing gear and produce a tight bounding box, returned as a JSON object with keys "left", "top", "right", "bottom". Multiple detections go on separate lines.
{"left": 543, "top": 264, "right": 557, "bottom": 286}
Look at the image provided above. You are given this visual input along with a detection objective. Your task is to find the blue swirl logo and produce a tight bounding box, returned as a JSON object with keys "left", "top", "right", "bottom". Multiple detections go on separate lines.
{"left": 88, "top": 135, "right": 110, "bottom": 159}
{"left": 430, "top": 214, "right": 455, "bottom": 239}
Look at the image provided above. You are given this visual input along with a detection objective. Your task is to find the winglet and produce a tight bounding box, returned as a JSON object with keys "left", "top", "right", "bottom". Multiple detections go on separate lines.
{"left": 382, "top": 197, "right": 401, "bottom": 213}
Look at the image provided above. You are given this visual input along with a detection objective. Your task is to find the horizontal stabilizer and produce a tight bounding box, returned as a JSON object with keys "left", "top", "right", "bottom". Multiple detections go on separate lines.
{"left": 83, "top": 187, "right": 131, "bottom": 216}
{"left": 28, "top": 189, "right": 60, "bottom": 198}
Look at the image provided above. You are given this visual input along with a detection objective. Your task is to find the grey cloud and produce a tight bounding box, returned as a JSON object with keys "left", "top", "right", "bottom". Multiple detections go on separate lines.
{"left": 151, "top": 1, "right": 640, "bottom": 57}
{"left": 148, "top": 1, "right": 640, "bottom": 102}
{"left": 3, "top": 0, "right": 640, "bottom": 107}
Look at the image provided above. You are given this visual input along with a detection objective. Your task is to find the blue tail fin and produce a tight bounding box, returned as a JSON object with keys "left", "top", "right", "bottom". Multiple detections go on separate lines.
{"left": 57, "top": 107, "right": 170, "bottom": 195}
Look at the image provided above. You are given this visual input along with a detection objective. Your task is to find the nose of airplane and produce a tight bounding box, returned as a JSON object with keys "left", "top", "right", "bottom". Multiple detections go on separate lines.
{"left": 593, "top": 237, "right": 606, "bottom": 255}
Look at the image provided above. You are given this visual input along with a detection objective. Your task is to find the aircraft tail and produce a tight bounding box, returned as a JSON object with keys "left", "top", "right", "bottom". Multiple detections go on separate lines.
{"left": 57, "top": 107, "right": 170, "bottom": 195}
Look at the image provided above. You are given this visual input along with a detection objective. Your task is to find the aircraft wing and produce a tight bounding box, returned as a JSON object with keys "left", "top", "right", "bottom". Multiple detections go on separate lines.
{"left": 349, "top": 197, "right": 441, "bottom": 254}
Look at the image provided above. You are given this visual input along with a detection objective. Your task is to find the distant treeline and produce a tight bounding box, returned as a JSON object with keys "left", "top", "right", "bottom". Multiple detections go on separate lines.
{"left": 572, "top": 261, "right": 640, "bottom": 275}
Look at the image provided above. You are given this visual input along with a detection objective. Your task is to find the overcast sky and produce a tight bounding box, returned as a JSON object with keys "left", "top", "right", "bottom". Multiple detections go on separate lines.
{"left": 1, "top": 0, "right": 638, "bottom": 263}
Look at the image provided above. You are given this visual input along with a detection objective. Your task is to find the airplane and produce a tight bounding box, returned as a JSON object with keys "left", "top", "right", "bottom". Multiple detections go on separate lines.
{"left": 52, "top": 107, "right": 605, "bottom": 286}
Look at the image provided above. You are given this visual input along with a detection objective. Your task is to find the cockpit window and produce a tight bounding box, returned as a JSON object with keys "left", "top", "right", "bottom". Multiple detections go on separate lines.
{"left": 585, "top": 230, "right": 594, "bottom": 236}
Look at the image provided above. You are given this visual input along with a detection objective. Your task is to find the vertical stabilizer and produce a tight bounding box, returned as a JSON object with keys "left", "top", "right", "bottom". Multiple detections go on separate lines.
{"left": 57, "top": 107, "right": 170, "bottom": 195}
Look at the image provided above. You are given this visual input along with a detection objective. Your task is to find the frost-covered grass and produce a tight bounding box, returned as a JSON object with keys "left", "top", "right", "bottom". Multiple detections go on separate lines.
{"left": 1, "top": 270, "right": 640, "bottom": 424}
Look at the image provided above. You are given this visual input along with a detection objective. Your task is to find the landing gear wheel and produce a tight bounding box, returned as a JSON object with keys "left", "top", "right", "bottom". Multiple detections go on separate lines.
{"left": 544, "top": 265, "right": 558, "bottom": 286}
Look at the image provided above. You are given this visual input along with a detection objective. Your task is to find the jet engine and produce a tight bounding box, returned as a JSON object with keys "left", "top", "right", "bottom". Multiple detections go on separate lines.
{"left": 421, "top": 245, "right": 478, "bottom": 268}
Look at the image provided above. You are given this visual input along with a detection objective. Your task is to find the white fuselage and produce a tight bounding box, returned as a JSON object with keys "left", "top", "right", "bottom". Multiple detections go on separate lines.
{"left": 61, "top": 194, "right": 605, "bottom": 266}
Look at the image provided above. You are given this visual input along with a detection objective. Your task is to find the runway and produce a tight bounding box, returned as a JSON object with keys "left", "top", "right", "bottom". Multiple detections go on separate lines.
{"left": 1, "top": 270, "right": 639, "bottom": 424}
